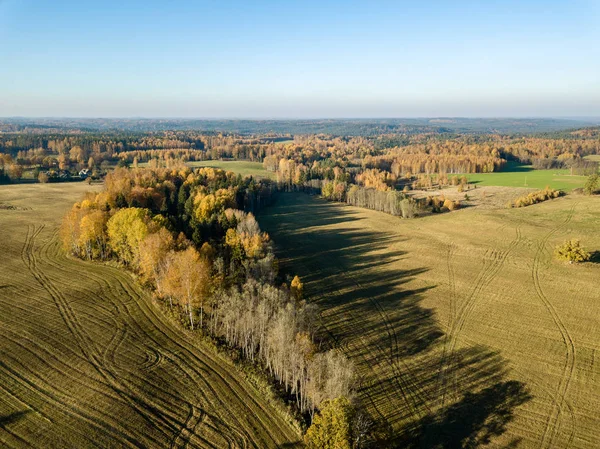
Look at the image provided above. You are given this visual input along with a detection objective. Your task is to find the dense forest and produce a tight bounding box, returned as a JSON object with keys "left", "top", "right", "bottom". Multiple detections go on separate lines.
{"left": 2, "top": 117, "right": 598, "bottom": 134}
{"left": 2, "top": 126, "right": 599, "bottom": 182}
{"left": 2, "top": 124, "right": 598, "bottom": 219}
{"left": 60, "top": 165, "right": 373, "bottom": 445}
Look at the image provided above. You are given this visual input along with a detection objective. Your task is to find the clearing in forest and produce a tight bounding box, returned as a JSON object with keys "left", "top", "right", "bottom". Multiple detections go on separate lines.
{"left": 186, "top": 160, "right": 274, "bottom": 179}
{"left": 583, "top": 155, "right": 600, "bottom": 162}
{"left": 462, "top": 163, "right": 587, "bottom": 190}
{"left": 0, "top": 183, "right": 300, "bottom": 449}
{"left": 259, "top": 192, "right": 600, "bottom": 448}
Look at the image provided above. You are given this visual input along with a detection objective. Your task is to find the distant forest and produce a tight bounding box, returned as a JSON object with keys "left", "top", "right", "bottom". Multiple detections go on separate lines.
{"left": 1, "top": 117, "right": 599, "bottom": 135}
{"left": 1, "top": 120, "right": 599, "bottom": 191}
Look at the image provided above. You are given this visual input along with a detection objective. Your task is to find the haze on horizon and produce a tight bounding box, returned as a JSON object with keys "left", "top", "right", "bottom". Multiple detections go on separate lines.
{"left": 1, "top": 0, "right": 599, "bottom": 118}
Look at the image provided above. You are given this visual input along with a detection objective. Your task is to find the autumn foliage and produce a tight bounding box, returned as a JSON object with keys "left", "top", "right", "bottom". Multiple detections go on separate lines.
{"left": 554, "top": 239, "right": 591, "bottom": 263}
{"left": 62, "top": 166, "right": 355, "bottom": 426}
{"left": 508, "top": 187, "right": 563, "bottom": 208}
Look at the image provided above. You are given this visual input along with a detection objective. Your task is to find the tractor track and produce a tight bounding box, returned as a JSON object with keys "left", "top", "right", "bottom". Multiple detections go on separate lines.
{"left": 536, "top": 203, "right": 578, "bottom": 449}
{"left": 437, "top": 224, "right": 522, "bottom": 409}
{"left": 9, "top": 223, "right": 298, "bottom": 448}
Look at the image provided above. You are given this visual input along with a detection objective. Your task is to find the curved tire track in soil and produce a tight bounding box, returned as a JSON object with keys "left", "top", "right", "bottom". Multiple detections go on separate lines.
{"left": 22, "top": 225, "right": 176, "bottom": 448}
{"left": 437, "top": 225, "right": 522, "bottom": 409}
{"left": 57, "top": 236, "right": 295, "bottom": 448}
{"left": 48, "top": 236, "right": 295, "bottom": 448}
{"left": 8, "top": 223, "right": 299, "bottom": 448}
{"left": 535, "top": 203, "right": 578, "bottom": 449}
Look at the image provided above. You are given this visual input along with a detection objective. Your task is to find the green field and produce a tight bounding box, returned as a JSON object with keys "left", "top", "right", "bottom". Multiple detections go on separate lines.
{"left": 138, "top": 160, "right": 274, "bottom": 179}
{"left": 0, "top": 183, "right": 300, "bottom": 448}
{"left": 463, "top": 165, "right": 587, "bottom": 191}
{"left": 259, "top": 192, "right": 600, "bottom": 448}
{"left": 186, "top": 160, "right": 275, "bottom": 179}
{"left": 584, "top": 155, "right": 600, "bottom": 162}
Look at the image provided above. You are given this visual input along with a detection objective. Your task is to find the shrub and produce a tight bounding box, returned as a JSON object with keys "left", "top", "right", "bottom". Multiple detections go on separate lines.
{"left": 38, "top": 172, "right": 49, "bottom": 183}
{"left": 584, "top": 173, "right": 599, "bottom": 195}
{"left": 509, "top": 187, "right": 564, "bottom": 208}
{"left": 443, "top": 199, "right": 460, "bottom": 211}
{"left": 554, "top": 239, "right": 591, "bottom": 263}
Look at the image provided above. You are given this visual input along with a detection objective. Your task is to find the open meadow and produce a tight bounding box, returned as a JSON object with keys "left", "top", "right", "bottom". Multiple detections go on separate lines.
{"left": 0, "top": 183, "right": 300, "bottom": 448}
{"left": 462, "top": 165, "right": 588, "bottom": 191}
{"left": 137, "top": 160, "right": 273, "bottom": 178}
{"left": 259, "top": 192, "right": 600, "bottom": 448}
{"left": 185, "top": 161, "right": 274, "bottom": 179}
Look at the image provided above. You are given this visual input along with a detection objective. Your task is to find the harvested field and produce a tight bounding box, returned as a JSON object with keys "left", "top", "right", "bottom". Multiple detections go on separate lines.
{"left": 0, "top": 183, "right": 300, "bottom": 448}
{"left": 259, "top": 192, "right": 600, "bottom": 448}
{"left": 410, "top": 185, "right": 539, "bottom": 210}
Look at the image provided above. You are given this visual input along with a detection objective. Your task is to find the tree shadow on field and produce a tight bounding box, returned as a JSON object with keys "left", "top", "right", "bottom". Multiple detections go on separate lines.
{"left": 500, "top": 162, "right": 534, "bottom": 173}
{"left": 588, "top": 251, "right": 600, "bottom": 264}
{"left": 277, "top": 443, "right": 304, "bottom": 448}
{"left": 259, "top": 193, "right": 532, "bottom": 448}
{"left": 412, "top": 380, "right": 531, "bottom": 449}
{"left": 0, "top": 410, "right": 31, "bottom": 428}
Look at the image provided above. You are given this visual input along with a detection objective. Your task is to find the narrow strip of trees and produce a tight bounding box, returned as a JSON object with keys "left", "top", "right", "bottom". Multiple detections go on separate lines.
{"left": 508, "top": 187, "right": 563, "bottom": 208}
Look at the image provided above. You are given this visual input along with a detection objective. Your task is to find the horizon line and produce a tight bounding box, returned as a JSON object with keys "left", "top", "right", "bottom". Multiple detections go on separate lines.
{"left": 2, "top": 116, "right": 600, "bottom": 121}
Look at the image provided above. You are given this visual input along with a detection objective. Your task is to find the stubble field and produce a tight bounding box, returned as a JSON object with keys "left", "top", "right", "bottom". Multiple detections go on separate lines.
{"left": 259, "top": 192, "right": 600, "bottom": 448}
{"left": 0, "top": 183, "right": 300, "bottom": 448}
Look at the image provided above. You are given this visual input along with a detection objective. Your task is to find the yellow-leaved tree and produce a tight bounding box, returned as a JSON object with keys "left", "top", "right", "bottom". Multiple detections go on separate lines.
{"left": 193, "top": 188, "right": 236, "bottom": 223}
{"left": 78, "top": 210, "right": 108, "bottom": 260}
{"left": 161, "top": 247, "right": 211, "bottom": 330}
{"left": 304, "top": 396, "right": 353, "bottom": 449}
{"left": 107, "top": 207, "right": 149, "bottom": 265}
{"left": 291, "top": 275, "right": 303, "bottom": 300}
{"left": 138, "top": 227, "right": 175, "bottom": 289}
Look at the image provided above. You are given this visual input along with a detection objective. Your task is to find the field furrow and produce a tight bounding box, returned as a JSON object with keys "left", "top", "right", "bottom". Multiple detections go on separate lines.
{"left": 259, "top": 192, "right": 600, "bottom": 448}
{"left": 0, "top": 183, "right": 300, "bottom": 448}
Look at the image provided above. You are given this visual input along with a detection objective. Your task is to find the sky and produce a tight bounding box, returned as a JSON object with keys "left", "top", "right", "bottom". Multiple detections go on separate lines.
{"left": 0, "top": 0, "right": 599, "bottom": 118}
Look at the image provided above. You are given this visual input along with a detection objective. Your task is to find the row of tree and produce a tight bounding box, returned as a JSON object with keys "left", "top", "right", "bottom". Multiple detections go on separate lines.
{"left": 211, "top": 279, "right": 353, "bottom": 416}
{"left": 508, "top": 187, "right": 563, "bottom": 208}
{"left": 321, "top": 180, "right": 422, "bottom": 218}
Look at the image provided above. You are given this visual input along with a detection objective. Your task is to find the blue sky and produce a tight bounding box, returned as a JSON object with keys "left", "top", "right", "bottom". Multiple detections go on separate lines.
{"left": 0, "top": 0, "right": 598, "bottom": 118}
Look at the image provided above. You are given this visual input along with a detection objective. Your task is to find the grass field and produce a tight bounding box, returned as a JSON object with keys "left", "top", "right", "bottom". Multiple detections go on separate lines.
{"left": 583, "top": 155, "right": 600, "bottom": 162}
{"left": 137, "top": 160, "right": 274, "bottom": 179}
{"left": 259, "top": 192, "right": 600, "bottom": 448}
{"left": 0, "top": 183, "right": 300, "bottom": 448}
{"left": 462, "top": 164, "right": 587, "bottom": 191}
{"left": 186, "top": 160, "right": 275, "bottom": 179}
